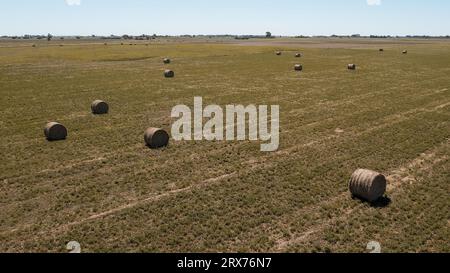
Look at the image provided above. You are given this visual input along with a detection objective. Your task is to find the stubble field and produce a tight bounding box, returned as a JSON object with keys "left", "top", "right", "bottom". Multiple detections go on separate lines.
{"left": 0, "top": 38, "right": 449, "bottom": 253}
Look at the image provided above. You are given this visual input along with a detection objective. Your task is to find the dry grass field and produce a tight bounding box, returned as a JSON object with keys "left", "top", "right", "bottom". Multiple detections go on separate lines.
{"left": 0, "top": 38, "right": 449, "bottom": 253}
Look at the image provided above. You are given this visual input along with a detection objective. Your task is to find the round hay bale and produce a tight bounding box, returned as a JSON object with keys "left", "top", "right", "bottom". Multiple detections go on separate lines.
{"left": 295, "top": 53, "right": 302, "bottom": 58}
{"left": 402, "top": 50, "right": 408, "bottom": 54}
{"left": 44, "top": 122, "right": 67, "bottom": 141}
{"left": 32, "top": 44, "right": 36, "bottom": 48}
{"left": 348, "top": 64, "right": 356, "bottom": 70}
{"left": 294, "top": 64, "right": 303, "bottom": 71}
{"left": 379, "top": 48, "right": 384, "bottom": 52}
{"left": 276, "top": 51, "right": 282, "bottom": 56}
{"left": 164, "top": 70, "right": 175, "bottom": 78}
{"left": 163, "top": 58, "right": 171, "bottom": 64}
{"left": 144, "top": 128, "right": 169, "bottom": 149}
{"left": 91, "top": 100, "right": 109, "bottom": 115}
{"left": 349, "top": 169, "right": 387, "bottom": 202}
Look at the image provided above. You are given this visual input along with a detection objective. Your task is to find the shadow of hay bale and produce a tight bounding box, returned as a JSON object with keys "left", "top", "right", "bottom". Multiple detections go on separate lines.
{"left": 351, "top": 195, "right": 392, "bottom": 208}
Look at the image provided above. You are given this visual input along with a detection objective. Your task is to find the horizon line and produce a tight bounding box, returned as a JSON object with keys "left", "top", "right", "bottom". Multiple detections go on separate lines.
{"left": 2, "top": 34, "right": 450, "bottom": 38}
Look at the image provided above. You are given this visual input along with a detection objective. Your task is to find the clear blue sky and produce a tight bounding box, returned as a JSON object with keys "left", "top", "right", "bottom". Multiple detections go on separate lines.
{"left": 0, "top": 0, "right": 449, "bottom": 36}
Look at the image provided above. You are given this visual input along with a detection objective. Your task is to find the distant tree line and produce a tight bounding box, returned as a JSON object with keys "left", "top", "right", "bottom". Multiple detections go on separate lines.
{"left": 2, "top": 34, "right": 450, "bottom": 40}
{"left": 328, "top": 34, "right": 450, "bottom": 39}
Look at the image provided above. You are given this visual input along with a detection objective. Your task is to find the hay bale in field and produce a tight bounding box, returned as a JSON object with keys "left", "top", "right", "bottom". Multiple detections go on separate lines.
{"left": 276, "top": 51, "right": 282, "bottom": 56}
{"left": 164, "top": 69, "right": 175, "bottom": 78}
{"left": 294, "top": 64, "right": 303, "bottom": 71}
{"left": 44, "top": 122, "right": 67, "bottom": 141}
{"left": 295, "top": 53, "right": 302, "bottom": 58}
{"left": 32, "top": 44, "right": 36, "bottom": 48}
{"left": 163, "top": 58, "right": 171, "bottom": 64}
{"left": 379, "top": 48, "right": 384, "bottom": 52}
{"left": 349, "top": 169, "right": 387, "bottom": 202}
{"left": 403, "top": 50, "right": 408, "bottom": 54}
{"left": 91, "top": 100, "right": 109, "bottom": 115}
{"left": 348, "top": 64, "right": 356, "bottom": 70}
{"left": 144, "top": 128, "right": 169, "bottom": 149}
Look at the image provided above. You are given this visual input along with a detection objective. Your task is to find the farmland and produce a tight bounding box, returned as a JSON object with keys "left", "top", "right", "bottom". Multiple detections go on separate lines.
{"left": 0, "top": 38, "right": 449, "bottom": 253}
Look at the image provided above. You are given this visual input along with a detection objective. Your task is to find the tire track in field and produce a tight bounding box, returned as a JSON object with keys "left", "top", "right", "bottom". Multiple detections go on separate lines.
{"left": 276, "top": 99, "right": 449, "bottom": 157}
{"left": 271, "top": 139, "right": 449, "bottom": 252}
{"left": 223, "top": 101, "right": 450, "bottom": 250}
{"left": 0, "top": 172, "right": 239, "bottom": 237}
{"left": 60, "top": 172, "right": 238, "bottom": 229}
{"left": 0, "top": 139, "right": 235, "bottom": 208}
{"left": 287, "top": 86, "right": 449, "bottom": 119}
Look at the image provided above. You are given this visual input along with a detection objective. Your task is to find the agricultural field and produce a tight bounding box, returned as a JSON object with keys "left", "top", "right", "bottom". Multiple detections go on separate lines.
{"left": 0, "top": 38, "right": 449, "bottom": 253}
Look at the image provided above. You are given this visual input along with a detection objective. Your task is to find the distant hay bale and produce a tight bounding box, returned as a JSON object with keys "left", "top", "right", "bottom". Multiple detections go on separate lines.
{"left": 104, "top": 43, "right": 108, "bottom": 46}
{"left": 163, "top": 58, "right": 171, "bottom": 64}
{"left": 144, "top": 128, "right": 169, "bottom": 149}
{"left": 276, "top": 51, "right": 282, "bottom": 56}
{"left": 164, "top": 70, "right": 175, "bottom": 78}
{"left": 91, "top": 100, "right": 109, "bottom": 115}
{"left": 32, "top": 44, "right": 36, "bottom": 48}
{"left": 44, "top": 122, "right": 67, "bottom": 141}
{"left": 379, "top": 48, "right": 384, "bottom": 52}
{"left": 349, "top": 169, "right": 387, "bottom": 202}
{"left": 295, "top": 53, "right": 302, "bottom": 58}
{"left": 121, "top": 43, "right": 124, "bottom": 45}
{"left": 402, "top": 50, "right": 408, "bottom": 54}
{"left": 348, "top": 64, "right": 356, "bottom": 70}
{"left": 294, "top": 64, "right": 303, "bottom": 71}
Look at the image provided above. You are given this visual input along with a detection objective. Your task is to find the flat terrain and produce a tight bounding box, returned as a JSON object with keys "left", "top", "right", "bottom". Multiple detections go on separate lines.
{"left": 0, "top": 38, "right": 449, "bottom": 253}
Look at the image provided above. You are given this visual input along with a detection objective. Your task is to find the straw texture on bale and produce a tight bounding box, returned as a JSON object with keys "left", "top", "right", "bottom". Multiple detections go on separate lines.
{"left": 44, "top": 122, "right": 67, "bottom": 141}
{"left": 294, "top": 64, "right": 303, "bottom": 71}
{"left": 164, "top": 70, "right": 175, "bottom": 78}
{"left": 163, "top": 58, "right": 171, "bottom": 64}
{"left": 349, "top": 169, "right": 387, "bottom": 202}
{"left": 144, "top": 128, "right": 169, "bottom": 149}
{"left": 348, "top": 64, "right": 356, "bottom": 70}
{"left": 91, "top": 100, "right": 109, "bottom": 115}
